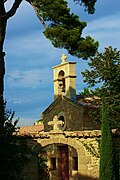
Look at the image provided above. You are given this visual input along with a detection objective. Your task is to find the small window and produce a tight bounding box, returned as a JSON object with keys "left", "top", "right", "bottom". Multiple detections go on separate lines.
{"left": 50, "top": 157, "right": 56, "bottom": 170}
{"left": 73, "top": 157, "right": 78, "bottom": 171}
{"left": 58, "top": 70, "right": 65, "bottom": 77}
{"left": 58, "top": 116, "right": 65, "bottom": 127}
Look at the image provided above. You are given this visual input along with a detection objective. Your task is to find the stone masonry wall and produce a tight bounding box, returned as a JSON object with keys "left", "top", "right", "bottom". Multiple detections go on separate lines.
{"left": 34, "top": 131, "right": 100, "bottom": 180}
{"left": 19, "top": 130, "right": 120, "bottom": 180}
{"left": 43, "top": 98, "right": 98, "bottom": 132}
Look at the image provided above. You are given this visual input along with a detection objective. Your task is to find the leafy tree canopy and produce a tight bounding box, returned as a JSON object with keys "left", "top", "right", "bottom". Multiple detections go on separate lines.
{"left": 74, "top": 0, "right": 97, "bottom": 14}
{"left": 82, "top": 46, "right": 120, "bottom": 95}
{"left": 81, "top": 46, "right": 120, "bottom": 129}
{"left": 0, "top": 107, "right": 29, "bottom": 180}
{"left": 27, "top": 0, "right": 98, "bottom": 59}
{"left": 0, "top": 103, "right": 49, "bottom": 180}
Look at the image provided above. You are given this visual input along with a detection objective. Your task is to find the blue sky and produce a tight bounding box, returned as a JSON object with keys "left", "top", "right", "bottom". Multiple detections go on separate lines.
{"left": 4, "top": 0, "right": 120, "bottom": 126}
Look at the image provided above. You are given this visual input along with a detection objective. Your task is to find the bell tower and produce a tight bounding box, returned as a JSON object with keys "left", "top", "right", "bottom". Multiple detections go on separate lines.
{"left": 53, "top": 54, "right": 76, "bottom": 100}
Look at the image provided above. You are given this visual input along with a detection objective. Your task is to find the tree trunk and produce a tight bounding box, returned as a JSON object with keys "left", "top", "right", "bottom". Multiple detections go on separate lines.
{"left": 0, "top": 2, "right": 7, "bottom": 128}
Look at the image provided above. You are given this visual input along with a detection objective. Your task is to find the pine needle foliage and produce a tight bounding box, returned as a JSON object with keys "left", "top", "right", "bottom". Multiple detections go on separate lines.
{"left": 74, "top": 0, "right": 97, "bottom": 14}
{"left": 31, "top": 0, "right": 98, "bottom": 59}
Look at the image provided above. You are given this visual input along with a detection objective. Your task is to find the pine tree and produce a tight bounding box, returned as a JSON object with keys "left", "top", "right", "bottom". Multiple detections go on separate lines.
{"left": 99, "top": 96, "right": 114, "bottom": 180}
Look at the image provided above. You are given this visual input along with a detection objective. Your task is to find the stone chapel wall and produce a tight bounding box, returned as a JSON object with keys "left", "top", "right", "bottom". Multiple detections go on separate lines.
{"left": 20, "top": 131, "right": 120, "bottom": 180}
{"left": 43, "top": 97, "right": 99, "bottom": 132}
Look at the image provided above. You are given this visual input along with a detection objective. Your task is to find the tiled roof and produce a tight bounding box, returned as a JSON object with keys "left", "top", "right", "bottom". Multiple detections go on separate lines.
{"left": 76, "top": 95, "right": 101, "bottom": 108}
{"left": 19, "top": 129, "right": 119, "bottom": 138}
{"left": 19, "top": 123, "right": 44, "bottom": 135}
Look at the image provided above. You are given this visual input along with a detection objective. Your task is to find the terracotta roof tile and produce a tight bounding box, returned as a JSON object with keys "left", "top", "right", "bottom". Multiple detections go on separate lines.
{"left": 19, "top": 123, "right": 44, "bottom": 135}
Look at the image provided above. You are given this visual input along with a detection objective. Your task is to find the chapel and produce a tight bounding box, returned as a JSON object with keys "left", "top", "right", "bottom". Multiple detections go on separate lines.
{"left": 19, "top": 54, "right": 120, "bottom": 180}
{"left": 42, "top": 53, "right": 99, "bottom": 132}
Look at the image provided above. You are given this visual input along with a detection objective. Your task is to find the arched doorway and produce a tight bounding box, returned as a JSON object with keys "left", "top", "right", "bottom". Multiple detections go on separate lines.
{"left": 42, "top": 143, "right": 78, "bottom": 180}
{"left": 32, "top": 136, "right": 87, "bottom": 179}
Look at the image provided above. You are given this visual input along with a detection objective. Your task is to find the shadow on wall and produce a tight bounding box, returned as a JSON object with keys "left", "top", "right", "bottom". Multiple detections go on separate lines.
{"left": 54, "top": 86, "right": 76, "bottom": 101}
{"left": 22, "top": 138, "right": 100, "bottom": 180}
{"left": 21, "top": 138, "right": 100, "bottom": 180}
{"left": 21, "top": 138, "right": 50, "bottom": 180}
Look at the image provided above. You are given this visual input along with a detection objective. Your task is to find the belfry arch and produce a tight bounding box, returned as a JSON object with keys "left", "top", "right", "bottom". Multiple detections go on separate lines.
{"left": 58, "top": 70, "right": 66, "bottom": 94}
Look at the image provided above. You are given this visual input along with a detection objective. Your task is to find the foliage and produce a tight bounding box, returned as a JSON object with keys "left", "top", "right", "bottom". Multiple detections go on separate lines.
{"left": 35, "top": 118, "right": 44, "bottom": 123}
{"left": 82, "top": 46, "right": 120, "bottom": 94}
{"left": 80, "top": 137, "right": 100, "bottom": 158}
{"left": 81, "top": 46, "right": 120, "bottom": 129}
{"left": 38, "top": 151, "right": 50, "bottom": 180}
{"left": 0, "top": 107, "right": 30, "bottom": 180}
{"left": 79, "top": 87, "right": 91, "bottom": 97}
{"left": 99, "top": 96, "right": 114, "bottom": 180}
{"left": 30, "top": 0, "right": 99, "bottom": 59}
{"left": 74, "top": 0, "right": 97, "bottom": 14}
{"left": 0, "top": 104, "right": 50, "bottom": 180}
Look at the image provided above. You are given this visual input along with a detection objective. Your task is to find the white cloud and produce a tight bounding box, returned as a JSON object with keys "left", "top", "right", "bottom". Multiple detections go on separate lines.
{"left": 5, "top": 2, "right": 120, "bottom": 126}
{"left": 7, "top": 98, "right": 31, "bottom": 105}
{"left": 6, "top": 30, "right": 50, "bottom": 54}
{"left": 87, "top": 14, "right": 120, "bottom": 31}
{"left": 5, "top": 29, "right": 66, "bottom": 69}
{"left": 6, "top": 68, "right": 52, "bottom": 88}
{"left": 83, "top": 13, "right": 120, "bottom": 50}
{"left": 15, "top": 117, "right": 37, "bottom": 127}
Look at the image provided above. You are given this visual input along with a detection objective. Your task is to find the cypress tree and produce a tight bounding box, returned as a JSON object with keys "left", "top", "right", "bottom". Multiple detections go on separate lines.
{"left": 99, "top": 96, "right": 114, "bottom": 180}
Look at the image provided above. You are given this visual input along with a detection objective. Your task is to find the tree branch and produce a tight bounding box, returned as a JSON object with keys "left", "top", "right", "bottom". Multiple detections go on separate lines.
{"left": 26, "top": 0, "right": 47, "bottom": 29}
{"left": 32, "top": 3, "right": 47, "bottom": 29}
{"left": 26, "top": 0, "right": 47, "bottom": 28}
{"left": 6, "top": 0, "right": 23, "bottom": 19}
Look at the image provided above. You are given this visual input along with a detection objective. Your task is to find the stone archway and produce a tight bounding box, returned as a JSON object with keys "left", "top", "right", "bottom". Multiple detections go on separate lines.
{"left": 20, "top": 130, "right": 100, "bottom": 180}
{"left": 31, "top": 134, "right": 86, "bottom": 180}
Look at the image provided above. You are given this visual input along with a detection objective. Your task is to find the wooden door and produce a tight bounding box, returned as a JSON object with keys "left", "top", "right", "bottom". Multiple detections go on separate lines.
{"left": 59, "top": 145, "right": 69, "bottom": 180}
